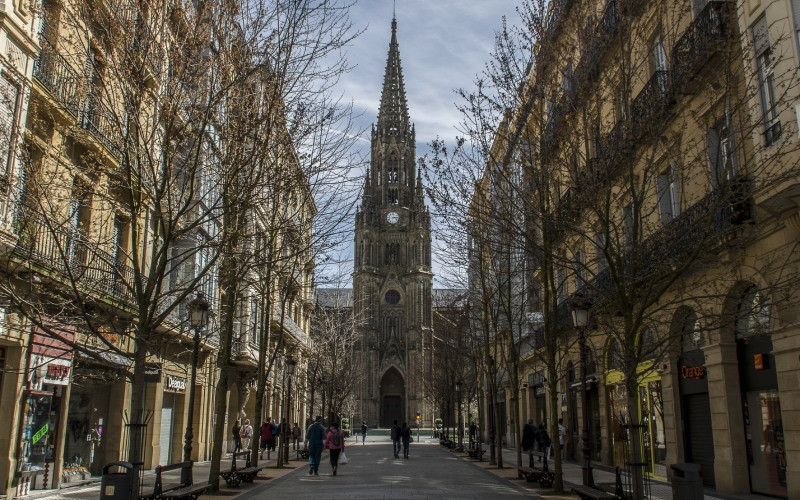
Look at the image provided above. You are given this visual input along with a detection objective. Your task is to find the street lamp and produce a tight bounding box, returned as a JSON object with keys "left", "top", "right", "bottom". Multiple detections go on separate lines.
{"left": 182, "top": 292, "right": 211, "bottom": 485}
{"left": 570, "top": 296, "right": 594, "bottom": 488}
{"left": 455, "top": 381, "right": 463, "bottom": 451}
{"left": 283, "top": 355, "right": 297, "bottom": 464}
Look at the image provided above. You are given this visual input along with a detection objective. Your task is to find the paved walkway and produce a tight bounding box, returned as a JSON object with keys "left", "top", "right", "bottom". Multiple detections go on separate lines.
{"left": 238, "top": 441, "right": 537, "bottom": 500}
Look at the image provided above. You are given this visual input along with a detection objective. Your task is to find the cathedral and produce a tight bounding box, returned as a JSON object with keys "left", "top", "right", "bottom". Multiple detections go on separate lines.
{"left": 353, "top": 16, "right": 434, "bottom": 428}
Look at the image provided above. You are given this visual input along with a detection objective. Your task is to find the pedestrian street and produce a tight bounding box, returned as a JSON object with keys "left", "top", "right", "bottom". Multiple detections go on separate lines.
{"left": 238, "top": 439, "right": 536, "bottom": 500}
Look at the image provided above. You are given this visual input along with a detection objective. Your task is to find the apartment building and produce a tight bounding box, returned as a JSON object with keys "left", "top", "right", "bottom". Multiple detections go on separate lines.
{"left": 0, "top": 1, "right": 314, "bottom": 496}
{"left": 472, "top": 0, "right": 800, "bottom": 497}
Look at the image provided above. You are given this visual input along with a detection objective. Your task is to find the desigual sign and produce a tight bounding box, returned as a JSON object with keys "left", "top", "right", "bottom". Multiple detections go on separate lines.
{"left": 681, "top": 365, "right": 705, "bottom": 380}
{"left": 165, "top": 375, "right": 186, "bottom": 393}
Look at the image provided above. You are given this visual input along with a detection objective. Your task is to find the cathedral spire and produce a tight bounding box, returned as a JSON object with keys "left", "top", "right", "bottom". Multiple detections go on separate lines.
{"left": 377, "top": 16, "right": 410, "bottom": 134}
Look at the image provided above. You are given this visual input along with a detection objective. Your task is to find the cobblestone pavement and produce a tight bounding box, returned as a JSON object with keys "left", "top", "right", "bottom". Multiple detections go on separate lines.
{"left": 237, "top": 441, "right": 538, "bottom": 500}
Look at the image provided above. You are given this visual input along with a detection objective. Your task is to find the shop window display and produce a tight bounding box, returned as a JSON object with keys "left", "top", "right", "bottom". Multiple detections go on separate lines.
{"left": 20, "top": 393, "right": 53, "bottom": 471}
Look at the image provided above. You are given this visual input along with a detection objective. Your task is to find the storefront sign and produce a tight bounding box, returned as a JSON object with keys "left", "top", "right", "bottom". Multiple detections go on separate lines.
{"left": 32, "top": 423, "right": 49, "bottom": 444}
{"left": 165, "top": 375, "right": 186, "bottom": 393}
{"left": 753, "top": 353, "right": 768, "bottom": 370}
{"left": 680, "top": 365, "right": 705, "bottom": 380}
{"left": 145, "top": 363, "right": 162, "bottom": 383}
{"left": 31, "top": 355, "right": 72, "bottom": 386}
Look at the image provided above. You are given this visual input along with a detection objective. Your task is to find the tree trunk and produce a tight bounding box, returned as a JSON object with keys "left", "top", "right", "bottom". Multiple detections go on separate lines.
{"left": 207, "top": 367, "right": 230, "bottom": 490}
{"left": 627, "top": 385, "right": 645, "bottom": 500}
{"left": 511, "top": 395, "right": 522, "bottom": 467}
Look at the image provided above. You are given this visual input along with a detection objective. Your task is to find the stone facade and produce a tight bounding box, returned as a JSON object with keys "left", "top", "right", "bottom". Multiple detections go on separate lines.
{"left": 353, "top": 17, "right": 433, "bottom": 428}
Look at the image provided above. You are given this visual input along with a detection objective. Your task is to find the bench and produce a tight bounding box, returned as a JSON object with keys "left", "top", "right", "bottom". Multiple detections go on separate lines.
{"left": 219, "top": 451, "right": 268, "bottom": 487}
{"left": 516, "top": 452, "right": 554, "bottom": 488}
{"left": 297, "top": 448, "right": 310, "bottom": 460}
{"left": 571, "top": 484, "right": 617, "bottom": 500}
{"left": 140, "top": 461, "right": 208, "bottom": 500}
{"left": 467, "top": 447, "right": 486, "bottom": 460}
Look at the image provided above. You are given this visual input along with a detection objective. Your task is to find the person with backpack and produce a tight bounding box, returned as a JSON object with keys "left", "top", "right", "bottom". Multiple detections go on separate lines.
{"left": 324, "top": 421, "right": 346, "bottom": 475}
{"left": 240, "top": 419, "right": 253, "bottom": 451}
{"left": 390, "top": 420, "right": 402, "bottom": 458}
{"left": 259, "top": 419, "right": 273, "bottom": 459}
{"left": 361, "top": 422, "right": 368, "bottom": 445}
{"left": 400, "top": 422, "right": 412, "bottom": 459}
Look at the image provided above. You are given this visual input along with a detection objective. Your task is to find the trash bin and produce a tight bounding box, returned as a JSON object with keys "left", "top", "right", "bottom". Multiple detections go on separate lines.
{"left": 670, "top": 463, "right": 703, "bottom": 500}
{"left": 100, "top": 461, "right": 135, "bottom": 500}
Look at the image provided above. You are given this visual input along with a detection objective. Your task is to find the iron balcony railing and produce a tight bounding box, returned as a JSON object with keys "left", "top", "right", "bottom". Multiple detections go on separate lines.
{"left": 33, "top": 37, "right": 82, "bottom": 117}
{"left": 133, "top": 16, "right": 165, "bottom": 75}
{"left": 672, "top": 1, "right": 732, "bottom": 92}
{"left": 631, "top": 70, "right": 675, "bottom": 138}
{"left": 79, "top": 93, "right": 122, "bottom": 159}
{"left": 13, "top": 202, "right": 136, "bottom": 303}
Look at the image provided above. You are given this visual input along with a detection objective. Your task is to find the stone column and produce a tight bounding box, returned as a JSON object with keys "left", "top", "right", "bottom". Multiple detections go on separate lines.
{"left": 771, "top": 326, "right": 800, "bottom": 499}
{"left": 704, "top": 341, "right": 748, "bottom": 493}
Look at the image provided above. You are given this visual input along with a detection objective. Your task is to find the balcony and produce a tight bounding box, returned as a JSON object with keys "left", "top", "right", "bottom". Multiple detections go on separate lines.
{"left": 631, "top": 70, "right": 675, "bottom": 138}
{"left": 672, "top": 1, "right": 733, "bottom": 92}
{"left": 79, "top": 94, "right": 122, "bottom": 159}
{"left": 12, "top": 203, "right": 136, "bottom": 303}
{"left": 133, "top": 17, "right": 165, "bottom": 76}
{"left": 33, "top": 38, "right": 82, "bottom": 117}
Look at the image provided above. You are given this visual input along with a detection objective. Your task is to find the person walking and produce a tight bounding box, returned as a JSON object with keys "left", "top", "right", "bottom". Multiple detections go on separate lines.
{"left": 325, "top": 421, "right": 346, "bottom": 475}
{"left": 240, "top": 419, "right": 253, "bottom": 451}
{"left": 400, "top": 422, "right": 412, "bottom": 459}
{"left": 260, "top": 419, "right": 273, "bottom": 459}
{"left": 536, "top": 423, "right": 552, "bottom": 462}
{"left": 558, "top": 418, "right": 566, "bottom": 453}
{"left": 469, "top": 422, "right": 477, "bottom": 449}
{"left": 306, "top": 415, "right": 326, "bottom": 475}
{"left": 521, "top": 419, "right": 537, "bottom": 467}
{"left": 361, "top": 422, "right": 368, "bottom": 445}
{"left": 390, "top": 420, "right": 402, "bottom": 459}
{"left": 232, "top": 418, "right": 242, "bottom": 453}
{"left": 292, "top": 422, "right": 301, "bottom": 450}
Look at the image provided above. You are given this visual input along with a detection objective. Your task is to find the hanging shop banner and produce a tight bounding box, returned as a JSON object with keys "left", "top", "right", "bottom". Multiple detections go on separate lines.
{"left": 145, "top": 363, "right": 162, "bottom": 383}
{"left": 30, "top": 354, "right": 72, "bottom": 386}
{"left": 164, "top": 374, "right": 186, "bottom": 393}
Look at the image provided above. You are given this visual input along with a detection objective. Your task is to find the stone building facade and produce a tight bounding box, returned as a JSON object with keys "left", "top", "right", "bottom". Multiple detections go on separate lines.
{"left": 353, "top": 17, "right": 434, "bottom": 428}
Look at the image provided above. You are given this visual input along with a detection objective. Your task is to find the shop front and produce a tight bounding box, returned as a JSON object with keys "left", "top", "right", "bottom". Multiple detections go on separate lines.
{"left": 17, "top": 324, "right": 74, "bottom": 495}
{"left": 159, "top": 374, "right": 186, "bottom": 466}
{"left": 606, "top": 345, "right": 667, "bottom": 480}
{"left": 735, "top": 286, "right": 786, "bottom": 497}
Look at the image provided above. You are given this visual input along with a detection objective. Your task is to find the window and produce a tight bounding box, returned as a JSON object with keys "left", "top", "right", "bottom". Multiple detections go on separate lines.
{"left": 680, "top": 311, "right": 703, "bottom": 352}
{"left": 388, "top": 153, "right": 399, "bottom": 183}
{"left": 385, "top": 289, "right": 400, "bottom": 304}
{"left": 557, "top": 267, "right": 566, "bottom": 300}
{"left": 622, "top": 203, "right": 634, "bottom": 246}
{"left": 0, "top": 77, "right": 20, "bottom": 181}
{"left": 594, "top": 232, "right": 607, "bottom": 272}
{"left": 656, "top": 162, "right": 681, "bottom": 225}
{"left": 651, "top": 35, "right": 667, "bottom": 73}
{"left": 753, "top": 16, "right": 781, "bottom": 145}
{"left": 574, "top": 250, "right": 585, "bottom": 289}
{"left": 706, "top": 115, "right": 737, "bottom": 190}
{"left": 736, "top": 285, "right": 770, "bottom": 339}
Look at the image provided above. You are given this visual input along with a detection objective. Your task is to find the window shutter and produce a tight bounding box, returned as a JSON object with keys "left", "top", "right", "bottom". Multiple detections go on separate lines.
{"left": 0, "top": 78, "right": 19, "bottom": 178}
{"left": 657, "top": 173, "right": 672, "bottom": 225}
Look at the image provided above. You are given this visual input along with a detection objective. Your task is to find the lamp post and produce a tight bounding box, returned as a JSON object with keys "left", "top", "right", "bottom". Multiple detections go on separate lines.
{"left": 283, "top": 355, "right": 296, "bottom": 464}
{"left": 182, "top": 292, "right": 211, "bottom": 485}
{"left": 571, "top": 300, "right": 594, "bottom": 488}
{"left": 455, "top": 381, "right": 463, "bottom": 451}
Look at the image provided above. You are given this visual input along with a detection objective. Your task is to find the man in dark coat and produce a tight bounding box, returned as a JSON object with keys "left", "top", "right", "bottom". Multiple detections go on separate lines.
{"left": 521, "top": 419, "right": 538, "bottom": 467}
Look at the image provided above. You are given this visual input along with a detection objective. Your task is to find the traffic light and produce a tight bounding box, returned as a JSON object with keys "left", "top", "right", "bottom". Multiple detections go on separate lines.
{"left": 415, "top": 411, "right": 421, "bottom": 423}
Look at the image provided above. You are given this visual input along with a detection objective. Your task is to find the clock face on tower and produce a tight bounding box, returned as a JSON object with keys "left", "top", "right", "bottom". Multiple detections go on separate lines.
{"left": 386, "top": 211, "right": 399, "bottom": 224}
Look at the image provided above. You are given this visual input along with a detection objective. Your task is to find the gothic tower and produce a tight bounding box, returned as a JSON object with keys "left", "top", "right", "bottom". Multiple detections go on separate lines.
{"left": 353, "top": 16, "right": 433, "bottom": 428}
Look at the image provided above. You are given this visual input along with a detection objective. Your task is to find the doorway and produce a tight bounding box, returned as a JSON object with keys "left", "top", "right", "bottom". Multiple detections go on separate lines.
{"left": 379, "top": 367, "right": 404, "bottom": 427}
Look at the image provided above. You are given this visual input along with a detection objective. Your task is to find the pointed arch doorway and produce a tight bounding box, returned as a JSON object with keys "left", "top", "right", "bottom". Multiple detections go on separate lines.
{"left": 380, "top": 367, "right": 405, "bottom": 427}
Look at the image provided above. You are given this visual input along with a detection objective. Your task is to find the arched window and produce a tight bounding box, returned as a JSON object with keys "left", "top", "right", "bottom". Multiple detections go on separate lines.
{"left": 736, "top": 285, "right": 770, "bottom": 339}
{"left": 388, "top": 154, "right": 399, "bottom": 183}
{"left": 680, "top": 310, "right": 703, "bottom": 352}
{"left": 607, "top": 339, "right": 623, "bottom": 371}
{"left": 638, "top": 328, "right": 657, "bottom": 360}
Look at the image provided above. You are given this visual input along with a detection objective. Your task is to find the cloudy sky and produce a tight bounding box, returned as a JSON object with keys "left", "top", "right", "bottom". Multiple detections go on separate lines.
{"left": 341, "top": 0, "right": 520, "bottom": 155}
{"left": 327, "top": 0, "right": 521, "bottom": 287}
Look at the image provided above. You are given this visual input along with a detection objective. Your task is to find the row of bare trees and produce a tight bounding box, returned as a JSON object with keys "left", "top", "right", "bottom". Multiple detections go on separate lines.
{"left": 424, "top": 1, "right": 800, "bottom": 497}
{"left": 1, "top": 0, "right": 362, "bottom": 491}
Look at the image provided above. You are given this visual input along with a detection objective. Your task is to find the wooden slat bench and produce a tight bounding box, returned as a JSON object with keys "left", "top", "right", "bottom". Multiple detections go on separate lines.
{"left": 516, "top": 451, "right": 554, "bottom": 488}
{"left": 219, "top": 451, "right": 268, "bottom": 487}
{"left": 140, "top": 461, "right": 208, "bottom": 500}
{"left": 571, "top": 484, "right": 617, "bottom": 500}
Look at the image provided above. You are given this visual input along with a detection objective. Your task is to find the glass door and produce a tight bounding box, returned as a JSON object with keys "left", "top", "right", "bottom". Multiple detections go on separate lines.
{"left": 743, "top": 391, "right": 787, "bottom": 497}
